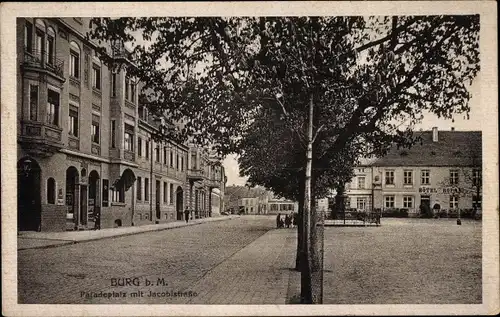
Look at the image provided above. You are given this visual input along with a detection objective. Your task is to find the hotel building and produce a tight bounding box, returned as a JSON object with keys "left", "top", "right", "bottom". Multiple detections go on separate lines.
{"left": 345, "top": 128, "right": 482, "bottom": 214}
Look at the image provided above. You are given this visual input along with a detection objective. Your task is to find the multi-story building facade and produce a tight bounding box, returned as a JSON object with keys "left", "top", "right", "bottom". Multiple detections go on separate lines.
{"left": 345, "top": 128, "right": 482, "bottom": 214}
{"left": 16, "top": 17, "right": 225, "bottom": 232}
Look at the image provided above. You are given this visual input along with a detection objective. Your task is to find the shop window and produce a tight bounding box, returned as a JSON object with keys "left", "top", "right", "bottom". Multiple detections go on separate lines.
{"left": 47, "top": 178, "right": 56, "bottom": 204}
{"left": 169, "top": 184, "right": 174, "bottom": 205}
{"left": 144, "top": 178, "right": 149, "bottom": 201}
{"left": 136, "top": 177, "right": 142, "bottom": 201}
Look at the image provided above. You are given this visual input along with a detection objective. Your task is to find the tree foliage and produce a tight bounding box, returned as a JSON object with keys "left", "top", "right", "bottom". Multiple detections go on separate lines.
{"left": 88, "top": 15, "right": 480, "bottom": 197}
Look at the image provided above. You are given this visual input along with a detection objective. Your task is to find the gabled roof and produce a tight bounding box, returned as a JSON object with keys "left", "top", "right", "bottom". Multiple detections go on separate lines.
{"left": 371, "top": 130, "right": 482, "bottom": 167}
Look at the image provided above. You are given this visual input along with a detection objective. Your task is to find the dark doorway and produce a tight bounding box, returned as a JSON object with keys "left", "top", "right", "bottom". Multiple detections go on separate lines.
{"left": 155, "top": 180, "right": 161, "bottom": 221}
{"left": 17, "top": 158, "right": 41, "bottom": 231}
{"left": 176, "top": 186, "right": 183, "bottom": 220}
{"left": 66, "top": 166, "right": 79, "bottom": 229}
{"left": 421, "top": 195, "right": 431, "bottom": 210}
{"left": 88, "top": 170, "right": 100, "bottom": 227}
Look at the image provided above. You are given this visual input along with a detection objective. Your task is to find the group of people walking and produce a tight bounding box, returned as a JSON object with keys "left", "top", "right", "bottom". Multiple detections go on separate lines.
{"left": 276, "top": 213, "right": 297, "bottom": 229}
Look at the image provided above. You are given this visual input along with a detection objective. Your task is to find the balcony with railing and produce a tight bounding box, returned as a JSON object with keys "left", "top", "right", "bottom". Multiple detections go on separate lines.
{"left": 22, "top": 49, "right": 65, "bottom": 80}
{"left": 187, "top": 169, "right": 206, "bottom": 181}
{"left": 19, "top": 120, "right": 63, "bottom": 157}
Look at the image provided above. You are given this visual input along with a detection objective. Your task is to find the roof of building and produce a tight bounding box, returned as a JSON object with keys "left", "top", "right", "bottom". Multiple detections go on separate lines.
{"left": 371, "top": 130, "right": 482, "bottom": 167}
{"left": 225, "top": 186, "right": 269, "bottom": 199}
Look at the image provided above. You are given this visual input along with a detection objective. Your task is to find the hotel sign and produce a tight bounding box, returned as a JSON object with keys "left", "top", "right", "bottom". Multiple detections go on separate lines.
{"left": 419, "top": 187, "right": 474, "bottom": 196}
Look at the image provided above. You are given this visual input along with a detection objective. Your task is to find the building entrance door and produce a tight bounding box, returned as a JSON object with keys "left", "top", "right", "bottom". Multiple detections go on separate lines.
{"left": 17, "top": 158, "right": 41, "bottom": 231}
{"left": 420, "top": 195, "right": 431, "bottom": 212}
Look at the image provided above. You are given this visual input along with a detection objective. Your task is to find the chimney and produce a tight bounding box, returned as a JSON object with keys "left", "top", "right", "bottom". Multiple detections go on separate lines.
{"left": 432, "top": 127, "right": 438, "bottom": 142}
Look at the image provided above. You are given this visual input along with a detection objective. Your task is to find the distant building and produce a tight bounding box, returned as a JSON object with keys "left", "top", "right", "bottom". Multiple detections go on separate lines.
{"left": 224, "top": 186, "right": 298, "bottom": 215}
{"left": 345, "top": 128, "right": 482, "bottom": 214}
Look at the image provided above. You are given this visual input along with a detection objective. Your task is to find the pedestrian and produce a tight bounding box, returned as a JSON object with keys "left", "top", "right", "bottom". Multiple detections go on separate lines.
{"left": 276, "top": 213, "right": 281, "bottom": 228}
{"left": 184, "top": 208, "right": 190, "bottom": 223}
{"left": 292, "top": 212, "right": 297, "bottom": 228}
{"left": 93, "top": 208, "right": 101, "bottom": 230}
{"left": 285, "top": 214, "right": 291, "bottom": 228}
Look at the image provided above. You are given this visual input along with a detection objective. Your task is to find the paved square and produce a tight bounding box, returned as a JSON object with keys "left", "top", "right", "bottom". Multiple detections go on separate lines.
{"left": 323, "top": 218, "right": 482, "bottom": 304}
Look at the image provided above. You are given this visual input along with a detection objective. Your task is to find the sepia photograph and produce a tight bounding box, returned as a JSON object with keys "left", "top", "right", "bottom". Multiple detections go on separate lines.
{"left": 1, "top": 2, "right": 498, "bottom": 316}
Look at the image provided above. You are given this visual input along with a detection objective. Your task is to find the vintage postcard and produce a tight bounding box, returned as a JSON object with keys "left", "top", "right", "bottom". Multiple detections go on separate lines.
{"left": 1, "top": 1, "right": 498, "bottom": 316}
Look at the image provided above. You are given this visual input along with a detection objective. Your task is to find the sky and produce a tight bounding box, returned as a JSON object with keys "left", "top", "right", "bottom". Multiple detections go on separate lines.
{"left": 223, "top": 73, "right": 483, "bottom": 187}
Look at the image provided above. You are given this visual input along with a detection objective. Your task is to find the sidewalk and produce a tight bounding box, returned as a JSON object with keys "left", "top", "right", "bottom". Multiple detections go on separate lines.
{"left": 182, "top": 228, "right": 299, "bottom": 304}
{"left": 18, "top": 215, "right": 239, "bottom": 251}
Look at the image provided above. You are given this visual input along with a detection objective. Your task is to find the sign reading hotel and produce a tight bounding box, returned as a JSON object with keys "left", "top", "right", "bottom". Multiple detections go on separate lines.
{"left": 419, "top": 187, "right": 474, "bottom": 195}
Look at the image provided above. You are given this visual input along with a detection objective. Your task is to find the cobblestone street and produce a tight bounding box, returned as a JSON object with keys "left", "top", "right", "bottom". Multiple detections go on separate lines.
{"left": 18, "top": 216, "right": 297, "bottom": 304}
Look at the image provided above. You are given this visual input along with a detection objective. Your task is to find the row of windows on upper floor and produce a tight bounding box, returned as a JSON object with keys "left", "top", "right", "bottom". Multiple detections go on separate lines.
{"left": 350, "top": 195, "right": 481, "bottom": 210}
{"left": 24, "top": 19, "right": 137, "bottom": 103}
{"left": 349, "top": 169, "right": 482, "bottom": 189}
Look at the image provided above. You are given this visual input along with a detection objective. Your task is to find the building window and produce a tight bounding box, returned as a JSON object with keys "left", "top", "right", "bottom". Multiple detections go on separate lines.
{"left": 472, "top": 195, "right": 482, "bottom": 209}
{"left": 403, "top": 170, "right": 413, "bottom": 185}
{"left": 69, "top": 42, "right": 80, "bottom": 78}
{"left": 46, "top": 32, "right": 55, "bottom": 65}
{"left": 136, "top": 177, "right": 142, "bottom": 201}
{"left": 473, "top": 169, "right": 481, "bottom": 186}
{"left": 356, "top": 197, "right": 366, "bottom": 210}
{"left": 25, "top": 21, "right": 33, "bottom": 52}
{"left": 91, "top": 115, "right": 100, "bottom": 144}
{"left": 111, "top": 186, "right": 125, "bottom": 203}
{"left": 357, "top": 176, "right": 365, "bottom": 189}
{"left": 29, "top": 84, "right": 38, "bottom": 121}
{"left": 92, "top": 64, "right": 101, "bottom": 90}
{"left": 111, "top": 120, "right": 116, "bottom": 148}
{"left": 385, "top": 170, "right": 394, "bottom": 185}
{"left": 145, "top": 140, "right": 150, "bottom": 158}
{"left": 421, "top": 170, "right": 430, "bottom": 185}
{"left": 68, "top": 108, "right": 79, "bottom": 137}
{"left": 47, "top": 89, "right": 59, "bottom": 126}
{"left": 177, "top": 154, "right": 181, "bottom": 170}
{"left": 449, "top": 196, "right": 459, "bottom": 209}
{"left": 137, "top": 137, "right": 142, "bottom": 157}
{"left": 403, "top": 196, "right": 413, "bottom": 208}
{"left": 169, "top": 184, "right": 174, "bottom": 205}
{"left": 111, "top": 72, "right": 117, "bottom": 97}
{"left": 384, "top": 196, "right": 395, "bottom": 208}
{"left": 131, "top": 82, "right": 136, "bottom": 103}
{"left": 163, "top": 147, "right": 167, "bottom": 165}
{"left": 449, "top": 169, "right": 459, "bottom": 185}
{"left": 125, "top": 77, "right": 130, "bottom": 101}
{"left": 124, "top": 124, "right": 134, "bottom": 152}
{"left": 170, "top": 151, "right": 174, "bottom": 168}
{"left": 35, "top": 29, "right": 44, "bottom": 61}
{"left": 155, "top": 146, "right": 160, "bottom": 162}
{"left": 144, "top": 178, "right": 149, "bottom": 201}
{"left": 163, "top": 182, "right": 168, "bottom": 203}
{"left": 181, "top": 156, "right": 184, "bottom": 171}
{"left": 47, "top": 178, "right": 56, "bottom": 204}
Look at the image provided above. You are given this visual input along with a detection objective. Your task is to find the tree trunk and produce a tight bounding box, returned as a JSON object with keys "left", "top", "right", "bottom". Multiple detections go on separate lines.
{"left": 300, "top": 93, "right": 314, "bottom": 304}
{"left": 295, "top": 192, "right": 304, "bottom": 270}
